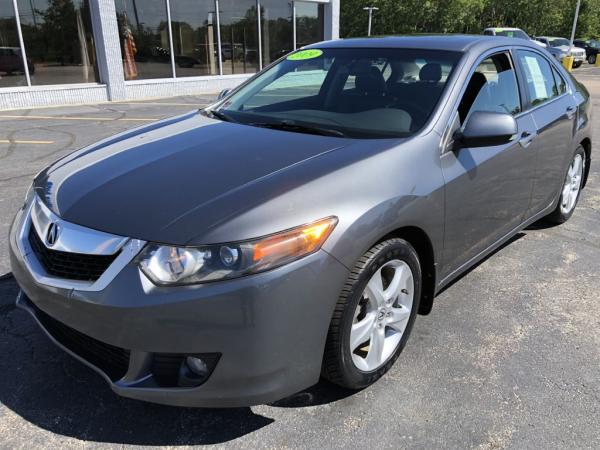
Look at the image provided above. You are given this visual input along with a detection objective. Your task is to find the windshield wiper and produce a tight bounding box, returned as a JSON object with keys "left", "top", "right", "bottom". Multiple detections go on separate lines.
{"left": 248, "top": 120, "right": 347, "bottom": 138}
{"left": 203, "top": 109, "right": 235, "bottom": 123}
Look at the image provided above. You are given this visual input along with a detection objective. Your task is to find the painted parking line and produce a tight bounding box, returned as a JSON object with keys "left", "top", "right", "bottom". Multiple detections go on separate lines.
{"left": 0, "top": 139, "right": 55, "bottom": 144}
{"left": 0, "top": 115, "right": 158, "bottom": 122}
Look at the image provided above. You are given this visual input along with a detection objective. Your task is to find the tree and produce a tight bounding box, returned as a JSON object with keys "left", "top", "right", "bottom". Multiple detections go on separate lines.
{"left": 341, "top": 0, "right": 600, "bottom": 40}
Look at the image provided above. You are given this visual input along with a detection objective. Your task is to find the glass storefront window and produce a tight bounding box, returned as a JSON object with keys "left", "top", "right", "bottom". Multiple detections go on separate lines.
{"left": 16, "top": 0, "right": 98, "bottom": 85}
{"left": 110, "top": 0, "right": 327, "bottom": 82}
{"left": 260, "top": 0, "right": 292, "bottom": 67}
{"left": 170, "top": 0, "right": 218, "bottom": 77}
{"left": 295, "top": 1, "right": 324, "bottom": 49}
{"left": 0, "top": 0, "right": 27, "bottom": 87}
{"left": 218, "top": 0, "right": 258, "bottom": 75}
{"left": 116, "top": 0, "right": 172, "bottom": 80}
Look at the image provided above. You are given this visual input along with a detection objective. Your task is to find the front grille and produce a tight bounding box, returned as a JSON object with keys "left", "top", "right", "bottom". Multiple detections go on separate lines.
{"left": 28, "top": 226, "right": 119, "bottom": 282}
{"left": 28, "top": 298, "right": 131, "bottom": 381}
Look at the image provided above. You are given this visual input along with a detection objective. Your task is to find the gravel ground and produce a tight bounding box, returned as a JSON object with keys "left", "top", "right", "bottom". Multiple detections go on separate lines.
{"left": 0, "top": 70, "right": 599, "bottom": 449}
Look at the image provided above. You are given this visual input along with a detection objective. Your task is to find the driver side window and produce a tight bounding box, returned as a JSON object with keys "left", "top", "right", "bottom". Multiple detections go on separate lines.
{"left": 458, "top": 52, "right": 521, "bottom": 124}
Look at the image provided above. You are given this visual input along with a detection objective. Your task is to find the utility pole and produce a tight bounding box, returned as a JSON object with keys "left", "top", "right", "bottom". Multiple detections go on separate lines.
{"left": 569, "top": 0, "right": 582, "bottom": 53}
{"left": 363, "top": 6, "right": 379, "bottom": 37}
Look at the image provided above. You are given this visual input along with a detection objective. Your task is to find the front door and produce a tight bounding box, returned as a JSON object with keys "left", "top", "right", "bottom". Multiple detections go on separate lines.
{"left": 440, "top": 51, "right": 537, "bottom": 280}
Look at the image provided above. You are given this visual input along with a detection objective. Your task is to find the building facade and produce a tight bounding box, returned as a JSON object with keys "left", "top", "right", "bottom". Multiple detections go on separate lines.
{"left": 0, "top": 0, "right": 339, "bottom": 110}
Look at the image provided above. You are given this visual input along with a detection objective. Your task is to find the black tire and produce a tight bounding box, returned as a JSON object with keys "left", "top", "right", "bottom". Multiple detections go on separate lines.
{"left": 589, "top": 54, "right": 597, "bottom": 65}
{"left": 545, "top": 145, "right": 586, "bottom": 224}
{"left": 573, "top": 61, "right": 582, "bottom": 68}
{"left": 322, "top": 238, "right": 421, "bottom": 389}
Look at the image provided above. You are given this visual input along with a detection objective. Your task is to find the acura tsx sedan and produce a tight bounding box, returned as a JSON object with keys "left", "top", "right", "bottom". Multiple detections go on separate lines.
{"left": 10, "top": 35, "right": 592, "bottom": 407}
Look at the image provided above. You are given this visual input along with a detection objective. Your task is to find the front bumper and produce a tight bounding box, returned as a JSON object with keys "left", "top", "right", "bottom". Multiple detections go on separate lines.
{"left": 9, "top": 205, "right": 349, "bottom": 407}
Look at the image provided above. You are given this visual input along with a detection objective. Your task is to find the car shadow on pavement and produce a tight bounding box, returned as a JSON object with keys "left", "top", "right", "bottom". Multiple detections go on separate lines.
{"left": 270, "top": 381, "right": 356, "bottom": 408}
{"left": 0, "top": 274, "right": 355, "bottom": 445}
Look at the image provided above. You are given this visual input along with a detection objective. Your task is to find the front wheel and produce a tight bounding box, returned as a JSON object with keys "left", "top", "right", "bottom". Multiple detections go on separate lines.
{"left": 545, "top": 146, "right": 586, "bottom": 224}
{"left": 322, "top": 238, "right": 421, "bottom": 389}
{"left": 589, "top": 54, "right": 597, "bottom": 65}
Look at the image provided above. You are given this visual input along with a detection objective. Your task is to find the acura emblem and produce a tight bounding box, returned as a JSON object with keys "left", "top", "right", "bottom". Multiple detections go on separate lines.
{"left": 46, "top": 222, "right": 60, "bottom": 247}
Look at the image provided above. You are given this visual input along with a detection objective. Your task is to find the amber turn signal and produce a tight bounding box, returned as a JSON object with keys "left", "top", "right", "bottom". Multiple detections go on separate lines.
{"left": 251, "top": 217, "right": 338, "bottom": 268}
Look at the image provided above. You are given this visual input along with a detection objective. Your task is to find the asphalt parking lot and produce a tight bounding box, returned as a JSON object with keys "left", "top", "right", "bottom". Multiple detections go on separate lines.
{"left": 1, "top": 67, "right": 599, "bottom": 449}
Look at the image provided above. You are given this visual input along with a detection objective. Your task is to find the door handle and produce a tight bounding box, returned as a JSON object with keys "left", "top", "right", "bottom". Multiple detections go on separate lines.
{"left": 566, "top": 106, "right": 577, "bottom": 119}
{"left": 519, "top": 131, "right": 536, "bottom": 148}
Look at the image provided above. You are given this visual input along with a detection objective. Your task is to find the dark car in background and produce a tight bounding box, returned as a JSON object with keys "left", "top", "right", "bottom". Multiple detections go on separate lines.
{"left": 10, "top": 35, "right": 592, "bottom": 407}
{"left": 0, "top": 47, "right": 34, "bottom": 75}
{"left": 573, "top": 39, "right": 600, "bottom": 64}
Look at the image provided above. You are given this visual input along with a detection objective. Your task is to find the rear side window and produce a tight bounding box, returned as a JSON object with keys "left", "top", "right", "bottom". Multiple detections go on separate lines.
{"left": 516, "top": 50, "right": 559, "bottom": 107}
{"left": 552, "top": 67, "right": 567, "bottom": 95}
{"left": 458, "top": 52, "right": 521, "bottom": 124}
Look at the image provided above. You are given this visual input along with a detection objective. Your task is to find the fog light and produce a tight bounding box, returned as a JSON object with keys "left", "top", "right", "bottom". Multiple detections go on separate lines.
{"left": 186, "top": 356, "right": 209, "bottom": 377}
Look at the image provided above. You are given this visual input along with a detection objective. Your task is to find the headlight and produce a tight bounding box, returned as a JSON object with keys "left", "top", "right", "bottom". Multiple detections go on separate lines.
{"left": 138, "top": 216, "right": 338, "bottom": 286}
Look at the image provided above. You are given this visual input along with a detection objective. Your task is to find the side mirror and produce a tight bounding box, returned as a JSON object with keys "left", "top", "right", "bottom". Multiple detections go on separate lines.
{"left": 217, "top": 89, "right": 231, "bottom": 100}
{"left": 454, "top": 111, "right": 517, "bottom": 148}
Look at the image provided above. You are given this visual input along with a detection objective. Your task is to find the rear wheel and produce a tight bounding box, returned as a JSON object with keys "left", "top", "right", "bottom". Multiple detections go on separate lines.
{"left": 545, "top": 146, "right": 585, "bottom": 224}
{"left": 322, "top": 238, "right": 421, "bottom": 389}
{"left": 589, "top": 54, "right": 597, "bottom": 65}
{"left": 573, "top": 61, "right": 582, "bottom": 68}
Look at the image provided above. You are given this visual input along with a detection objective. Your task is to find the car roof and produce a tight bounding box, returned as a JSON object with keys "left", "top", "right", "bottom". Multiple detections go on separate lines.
{"left": 308, "top": 34, "right": 540, "bottom": 53}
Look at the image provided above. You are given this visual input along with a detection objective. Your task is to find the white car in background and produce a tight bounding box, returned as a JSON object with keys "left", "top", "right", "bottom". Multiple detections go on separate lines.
{"left": 483, "top": 27, "right": 547, "bottom": 48}
{"left": 534, "top": 37, "right": 586, "bottom": 68}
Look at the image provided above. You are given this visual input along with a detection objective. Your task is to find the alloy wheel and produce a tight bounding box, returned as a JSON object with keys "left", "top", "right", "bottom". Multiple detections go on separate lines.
{"left": 560, "top": 153, "right": 584, "bottom": 215}
{"left": 350, "top": 260, "right": 414, "bottom": 372}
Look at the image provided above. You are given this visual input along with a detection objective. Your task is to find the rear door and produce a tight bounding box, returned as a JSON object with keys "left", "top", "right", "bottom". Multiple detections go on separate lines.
{"left": 514, "top": 49, "right": 576, "bottom": 215}
{"left": 440, "top": 50, "right": 537, "bottom": 278}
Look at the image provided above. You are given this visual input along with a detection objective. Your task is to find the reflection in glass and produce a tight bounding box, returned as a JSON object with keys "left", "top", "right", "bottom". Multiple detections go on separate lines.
{"left": 16, "top": 0, "right": 98, "bottom": 85}
{"left": 295, "top": 1, "right": 324, "bottom": 48}
{"left": 115, "top": 0, "right": 172, "bottom": 80}
{"left": 260, "top": 0, "right": 292, "bottom": 67}
{"left": 170, "top": 0, "right": 217, "bottom": 77}
{"left": 218, "top": 0, "right": 258, "bottom": 75}
{"left": 0, "top": 0, "right": 27, "bottom": 87}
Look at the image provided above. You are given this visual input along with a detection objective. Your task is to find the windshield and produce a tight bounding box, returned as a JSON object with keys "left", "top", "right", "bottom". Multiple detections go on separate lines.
{"left": 549, "top": 38, "right": 570, "bottom": 47}
{"left": 216, "top": 47, "right": 462, "bottom": 139}
{"left": 495, "top": 29, "right": 529, "bottom": 39}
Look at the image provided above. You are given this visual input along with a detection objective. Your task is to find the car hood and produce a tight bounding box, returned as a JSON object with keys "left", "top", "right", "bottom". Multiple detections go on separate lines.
{"left": 34, "top": 111, "right": 356, "bottom": 245}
